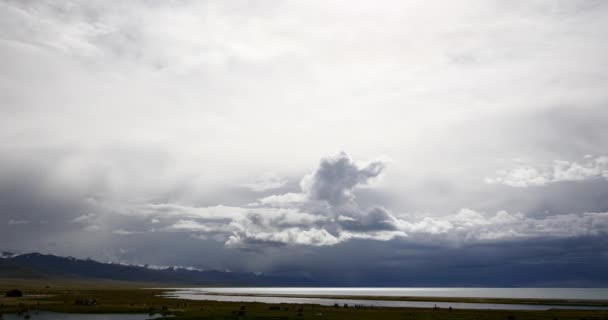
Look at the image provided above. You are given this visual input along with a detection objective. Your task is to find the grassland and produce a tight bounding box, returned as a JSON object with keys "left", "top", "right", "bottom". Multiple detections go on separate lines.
{"left": 1, "top": 278, "right": 608, "bottom": 320}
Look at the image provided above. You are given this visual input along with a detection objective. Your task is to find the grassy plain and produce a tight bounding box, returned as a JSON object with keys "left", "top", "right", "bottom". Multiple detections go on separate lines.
{"left": 1, "top": 278, "right": 608, "bottom": 320}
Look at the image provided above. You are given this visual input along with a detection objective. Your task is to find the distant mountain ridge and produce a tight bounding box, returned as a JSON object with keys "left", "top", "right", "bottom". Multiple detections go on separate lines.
{"left": 0, "top": 252, "right": 312, "bottom": 286}
{"left": 1, "top": 251, "right": 18, "bottom": 258}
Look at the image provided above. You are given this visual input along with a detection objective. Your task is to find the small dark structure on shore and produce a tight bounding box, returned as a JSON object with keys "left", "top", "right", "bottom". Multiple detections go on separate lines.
{"left": 5, "top": 289, "right": 23, "bottom": 297}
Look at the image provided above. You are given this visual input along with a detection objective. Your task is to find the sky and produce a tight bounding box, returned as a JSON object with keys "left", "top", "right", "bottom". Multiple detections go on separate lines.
{"left": 1, "top": 0, "right": 608, "bottom": 286}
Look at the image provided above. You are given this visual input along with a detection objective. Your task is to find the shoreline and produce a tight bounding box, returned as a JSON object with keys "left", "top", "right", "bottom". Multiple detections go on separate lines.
{"left": 162, "top": 290, "right": 608, "bottom": 307}
{"left": 161, "top": 291, "right": 608, "bottom": 310}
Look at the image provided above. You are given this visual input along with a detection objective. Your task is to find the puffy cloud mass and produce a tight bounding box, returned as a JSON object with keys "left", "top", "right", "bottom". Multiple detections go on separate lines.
{"left": 301, "top": 152, "right": 385, "bottom": 206}
{"left": 101, "top": 153, "right": 608, "bottom": 249}
{"left": 486, "top": 155, "right": 608, "bottom": 187}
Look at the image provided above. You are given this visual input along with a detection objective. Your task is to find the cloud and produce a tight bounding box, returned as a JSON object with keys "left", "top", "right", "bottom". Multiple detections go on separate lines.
{"left": 486, "top": 155, "right": 608, "bottom": 187}
{"left": 123, "top": 204, "right": 247, "bottom": 221}
{"left": 301, "top": 152, "right": 385, "bottom": 207}
{"left": 226, "top": 228, "right": 340, "bottom": 248}
{"left": 71, "top": 213, "right": 96, "bottom": 224}
{"left": 8, "top": 220, "right": 29, "bottom": 225}
{"left": 155, "top": 202, "right": 608, "bottom": 248}
{"left": 399, "top": 209, "right": 608, "bottom": 242}
{"left": 238, "top": 173, "right": 288, "bottom": 192}
{"left": 218, "top": 152, "right": 391, "bottom": 247}
{"left": 84, "top": 225, "right": 101, "bottom": 232}
{"left": 1, "top": 0, "right": 608, "bottom": 284}
{"left": 106, "top": 153, "right": 608, "bottom": 249}
{"left": 338, "top": 206, "right": 399, "bottom": 232}
{"left": 253, "top": 193, "right": 307, "bottom": 208}
{"left": 112, "top": 229, "right": 143, "bottom": 235}
{"left": 159, "top": 207, "right": 330, "bottom": 247}
{"left": 70, "top": 213, "right": 102, "bottom": 231}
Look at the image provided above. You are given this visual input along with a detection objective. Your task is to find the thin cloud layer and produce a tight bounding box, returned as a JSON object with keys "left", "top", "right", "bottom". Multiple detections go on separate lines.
{"left": 238, "top": 173, "right": 288, "bottom": 192}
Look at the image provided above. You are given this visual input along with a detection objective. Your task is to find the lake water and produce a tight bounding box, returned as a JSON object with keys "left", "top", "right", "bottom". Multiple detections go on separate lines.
{"left": 1, "top": 312, "right": 165, "bottom": 320}
{"left": 161, "top": 287, "right": 608, "bottom": 311}
{"left": 173, "top": 287, "right": 608, "bottom": 300}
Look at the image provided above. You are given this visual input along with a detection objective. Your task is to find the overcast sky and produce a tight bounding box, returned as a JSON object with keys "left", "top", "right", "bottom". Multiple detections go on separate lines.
{"left": 2, "top": 0, "right": 608, "bottom": 286}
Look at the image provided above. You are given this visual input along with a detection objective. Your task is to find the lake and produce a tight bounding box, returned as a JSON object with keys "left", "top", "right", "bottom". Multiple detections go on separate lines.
{"left": 161, "top": 287, "right": 608, "bottom": 311}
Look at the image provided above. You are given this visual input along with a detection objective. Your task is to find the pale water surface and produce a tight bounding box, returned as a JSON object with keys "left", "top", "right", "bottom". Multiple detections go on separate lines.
{"left": 162, "top": 287, "right": 608, "bottom": 311}
{"left": 177, "top": 287, "right": 608, "bottom": 300}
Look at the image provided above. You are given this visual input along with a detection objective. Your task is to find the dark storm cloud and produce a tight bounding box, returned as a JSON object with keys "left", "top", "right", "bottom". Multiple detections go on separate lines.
{"left": 256, "top": 236, "right": 608, "bottom": 286}
{"left": 0, "top": 167, "right": 89, "bottom": 231}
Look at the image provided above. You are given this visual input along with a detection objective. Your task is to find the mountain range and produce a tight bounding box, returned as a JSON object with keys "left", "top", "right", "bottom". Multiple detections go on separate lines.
{"left": 0, "top": 252, "right": 311, "bottom": 286}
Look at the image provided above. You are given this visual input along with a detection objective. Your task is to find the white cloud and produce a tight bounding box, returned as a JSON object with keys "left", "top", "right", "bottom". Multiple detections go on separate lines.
{"left": 398, "top": 209, "right": 608, "bottom": 242}
{"left": 338, "top": 206, "right": 399, "bottom": 232}
{"left": 239, "top": 173, "right": 288, "bottom": 192}
{"left": 103, "top": 153, "right": 608, "bottom": 248}
{"left": 8, "top": 220, "right": 29, "bottom": 225}
{"left": 253, "top": 192, "right": 307, "bottom": 207}
{"left": 124, "top": 204, "right": 247, "bottom": 221}
{"left": 2, "top": 1, "right": 608, "bottom": 238}
{"left": 168, "top": 219, "right": 228, "bottom": 233}
{"left": 2, "top": 0, "right": 608, "bottom": 264}
{"left": 84, "top": 225, "right": 101, "bottom": 232}
{"left": 301, "top": 152, "right": 385, "bottom": 206}
{"left": 71, "top": 213, "right": 96, "bottom": 223}
{"left": 226, "top": 228, "right": 340, "bottom": 248}
{"left": 486, "top": 155, "right": 608, "bottom": 187}
{"left": 112, "top": 229, "right": 142, "bottom": 235}
{"left": 71, "top": 213, "right": 101, "bottom": 232}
